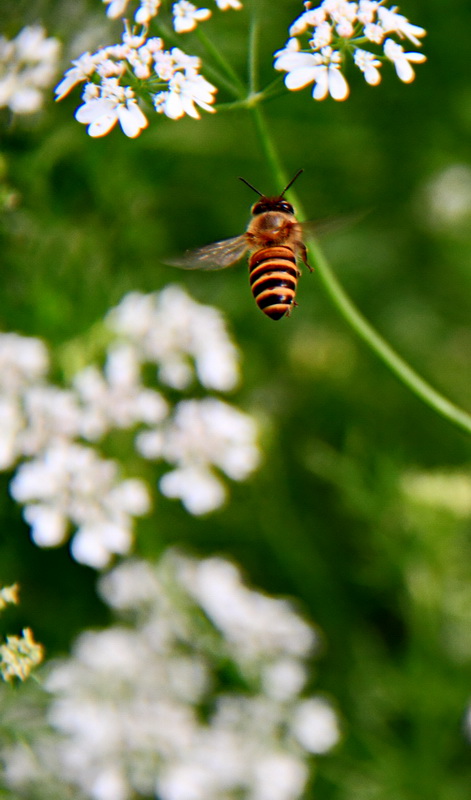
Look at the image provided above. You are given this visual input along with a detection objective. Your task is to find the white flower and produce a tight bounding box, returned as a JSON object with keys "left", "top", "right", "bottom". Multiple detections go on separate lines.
{"left": 357, "top": 0, "right": 379, "bottom": 25}
{"left": 377, "top": 6, "right": 426, "bottom": 46}
{"left": 0, "top": 552, "right": 335, "bottom": 799}
{"left": 178, "top": 557, "right": 317, "bottom": 661}
{"left": 0, "top": 334, "right": 49, "bottom": 393}
{"left": 310, "top": 21, "right": 332, "bottom": 49}
{"left": 290, "top": 9, "right": 326, "bottom": 37}
{"left": 275, "top": 46, "right": 349, "bottom": 101}
{"left": 17, "top": 385, "right": 82, "bottom": 456}
{"left": 75, "top": 78, "right": 148, "bottom": 137}
{"left": 102, "top": 0, "right": 131, "bottom": 18}
{"left": 364, "top": 22, "right": 385, "bottom": 43}
{"left": 137, "top": 397, "right": 259, "bottom": 514}
{"left": 160, "top": 465, "right": 226, "bottom": 514}
{"left": 383, "top": 37, "right": 426, "bottom": 83}
{"left": 135, "top": 0, "right": 162, "bottom": 23}
{"left": 107, "top": 287, "right": 240, "bottom": 391}
{"left": 10, "top": 442, "right": 150, "bottom": 567}
{"left": 214, "top": 0, "right": 242, "bottom": 9}
{"left": 73, "top": 345, "right": 168, "bottom": 440}
{"left": 279, "top": 1, "right": 426, "bottom": 98}
{"left": 0, "top": 25, "right": 60, "bottom": 114}
{"left": 154, "top": 70, "right": 217, "bottom": 119}
{"left": 291, "top": 698, "right": 341, "bottom": 754}
{"left": 54, "top": 52, "right": 100, "bottom": 100}
{"left": 173, "top": 1, "right": 212, "bottom": 33}
{"left": 138, "top": 395, "right": 259, "bottom": 472}
{"left": 353, "top": 47, "right": 382, "bottom": 85}
{"left": 0, "top": 399, "right": 24, "bottom": 469}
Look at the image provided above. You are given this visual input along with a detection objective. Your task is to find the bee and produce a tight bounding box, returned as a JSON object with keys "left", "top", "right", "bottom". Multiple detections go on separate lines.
{"left": 171, "top": 169, "right": 313, "bottom": 321}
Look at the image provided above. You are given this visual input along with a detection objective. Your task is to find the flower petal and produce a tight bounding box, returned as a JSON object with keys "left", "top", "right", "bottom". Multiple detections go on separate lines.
{"left": 117, "top": 103, "right": 148, "bottom": 137}
{"left": 88, "top": 113, "right": 119, "bottom": 137}
{"left": 328, "top": 67, "right": 349, "bottom": 100}
{"left": 285, "top": 67, "right": 318, "bottom": 90}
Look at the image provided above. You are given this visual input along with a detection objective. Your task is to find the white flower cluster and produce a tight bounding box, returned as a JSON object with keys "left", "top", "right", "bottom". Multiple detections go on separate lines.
{"left": 2, "top": 553, "right": 340, "bottom": 800}
{"left": 275, "top": 0, "right": 426, "bottom": 101}
{"left": 56, "top": 0, "right": 242, "bottom": 137}
{"left": 108, "top": 287, "right": 258, "bottom": 517}
{"left": 103, "top": 0, "right": 242, "bottom": 24}
{"left": 0, "top": 25, "right": 60, "bottom": 115}
{"left": 0, "top": 287, "right": 259, "bottom": 567}
{"left": 55, "top": 28, "right": 217, "bottom": 137}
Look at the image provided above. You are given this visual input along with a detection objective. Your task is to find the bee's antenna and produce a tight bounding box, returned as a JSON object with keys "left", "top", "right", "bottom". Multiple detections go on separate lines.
{"left": 280, "top": 168, "right": 304, "bottom": 197}
{"left": 239, "top": 176, "right": 263, "bottom": 196}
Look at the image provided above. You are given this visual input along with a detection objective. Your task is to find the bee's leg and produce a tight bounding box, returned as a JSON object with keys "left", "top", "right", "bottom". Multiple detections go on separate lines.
{"left": 299, "top": 243, "right": 313, "bottom": 272}
{"left": 286, "top": 301, "right": 299, "bottom": 318}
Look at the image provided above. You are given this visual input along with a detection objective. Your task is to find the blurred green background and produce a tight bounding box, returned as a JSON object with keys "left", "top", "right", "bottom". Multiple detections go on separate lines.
{"left": 2, "top": 0, "right": 471, "bottom": 798}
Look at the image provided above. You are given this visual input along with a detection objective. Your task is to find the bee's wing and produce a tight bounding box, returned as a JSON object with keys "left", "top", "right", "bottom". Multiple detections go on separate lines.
{"left": 168, "top": 235, "right": 249, "bottom": 271}
{"left": 300, "top": 211, "right": 369, "bottom": 239}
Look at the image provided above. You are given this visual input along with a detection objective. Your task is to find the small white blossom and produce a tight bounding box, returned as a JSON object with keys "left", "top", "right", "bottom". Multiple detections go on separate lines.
{"left": 107, "top": 286, "right": 240, "bottom": 391}
{"left": 102, "top": 0, "right": 132, "bottom": 18}
{"left": 10, "top": 442, "right": 150, "bottom": 568}
{"left": 214, "top": 0, "right": 243, "bottom": 9}
{"left": 357, "top": 0, "right": 379, "bottom": 25}
{"left": 137, "top": 397, "right": 259, "bottom": 514}
{"left": 173, "top": 1, "right": 212, "bottom": 33}
{"left": 136, "top": 0, "right": 162, "bottom": 23}
{"left": 160, "top": 465, "right": 227, "bottom": 514}
{"left": 383, "top": 37, "right": 426, "bottom": 83}
{"left": 54, "top": 52, "right": 101, "bottom": 100}
{"left": 275, "top": 46, "right": 349, "bottom": 101}
{"left": 155, "top": 70, "right": 217, "bottom": 119}
{"left": 364, "top": 22, "right": 385, "bottom": 43}
{"left": 291, "top": 698, "right": 340, "bottom": 753}
{"left": 310, "top": 21, "right": 332, "bottom": 49}
{"left": 377, "top": 6, "right": 426, "bottom": 46}
{"left": 74, "top": 345, "right": 168, "bottom": 440}
{"left": 354, "top": 47, "right": 382, "bottom": 85}
{"left": 0, "top": 25, "right": 60, "bottom": 114}
{"left": 75, "top": 77, "right": 148, "bottom": 137}
{"left": 0, "top": 334, "right": 49, "bottom": 394}
{"left": 178, "top": 556, "right": 317, "bottom": 662}
{"left": 290, "top": 9, "right": 326, "bottom": 37}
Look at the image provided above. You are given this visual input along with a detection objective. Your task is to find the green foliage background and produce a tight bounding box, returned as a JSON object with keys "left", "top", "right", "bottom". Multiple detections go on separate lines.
{"left": 2, "top": 0, "right": 471, "bottom": 798}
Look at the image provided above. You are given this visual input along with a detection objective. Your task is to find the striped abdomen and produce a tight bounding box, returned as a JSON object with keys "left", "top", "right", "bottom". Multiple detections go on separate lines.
{"left": 249, "top": 246, "right": 300, "bottom": 321}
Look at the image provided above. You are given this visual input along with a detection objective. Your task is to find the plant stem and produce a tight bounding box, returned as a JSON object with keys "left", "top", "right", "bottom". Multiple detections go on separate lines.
{"left": 195, "top": 26, "right": 246, "bottom": 97}
{"left": 250, "top": 106, "right": 471, "bottom": 437}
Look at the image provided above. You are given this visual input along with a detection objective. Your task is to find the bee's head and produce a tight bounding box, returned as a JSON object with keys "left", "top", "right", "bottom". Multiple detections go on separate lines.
{"left": 239, "top": 169, "right": 303, "bottom": 216}
{"left": 251, "top": 197, "right": 294, "bottom": 216}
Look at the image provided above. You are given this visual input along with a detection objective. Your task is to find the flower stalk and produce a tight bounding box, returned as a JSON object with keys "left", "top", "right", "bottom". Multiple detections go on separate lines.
{"left": 250, "top": 102, "right": 471, "bottom": 437}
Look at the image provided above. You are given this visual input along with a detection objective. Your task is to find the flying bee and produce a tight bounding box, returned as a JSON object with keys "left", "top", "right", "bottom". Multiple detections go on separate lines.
{"left": 171, "top": 169, "right": 313, "bottom": 321}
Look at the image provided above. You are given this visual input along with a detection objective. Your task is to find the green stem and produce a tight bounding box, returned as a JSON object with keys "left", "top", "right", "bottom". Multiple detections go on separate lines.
{"left": 153, "top": 20, "right": 243, "bottom": 98}
{"left": 194, "top": 26, "right": 246, "bottom": 97}
{"left": 250, "top": 106, "right": 471, "bottom": 437}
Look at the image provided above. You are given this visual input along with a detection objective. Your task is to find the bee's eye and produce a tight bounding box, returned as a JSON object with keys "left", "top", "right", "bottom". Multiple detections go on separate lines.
{"left": 252, "top": 202, "right": 269, "bottom": 215}
{"left": 279, "top": 201, "right": 294, "bottom": 213}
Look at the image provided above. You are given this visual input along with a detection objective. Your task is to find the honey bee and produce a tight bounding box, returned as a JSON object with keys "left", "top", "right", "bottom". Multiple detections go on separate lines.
{"left": 171, "top": 169, "right": 313, "bottom": 321}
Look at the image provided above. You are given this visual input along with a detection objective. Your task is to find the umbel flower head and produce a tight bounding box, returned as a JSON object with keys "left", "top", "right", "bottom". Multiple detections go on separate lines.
{"left": 55, "top": 1, "right": 242, "bottom": 137}
{"left": 275, "top": 0, "right": 426, "bottom": 101}
{"left": 0, "top": 25, "right": 60, "bottom": 114}
{"left": 1, "top": 553, "right": 340, "bottom": 800}
{"left": 0, "top": 287, "right": 259, "bottom": 569}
